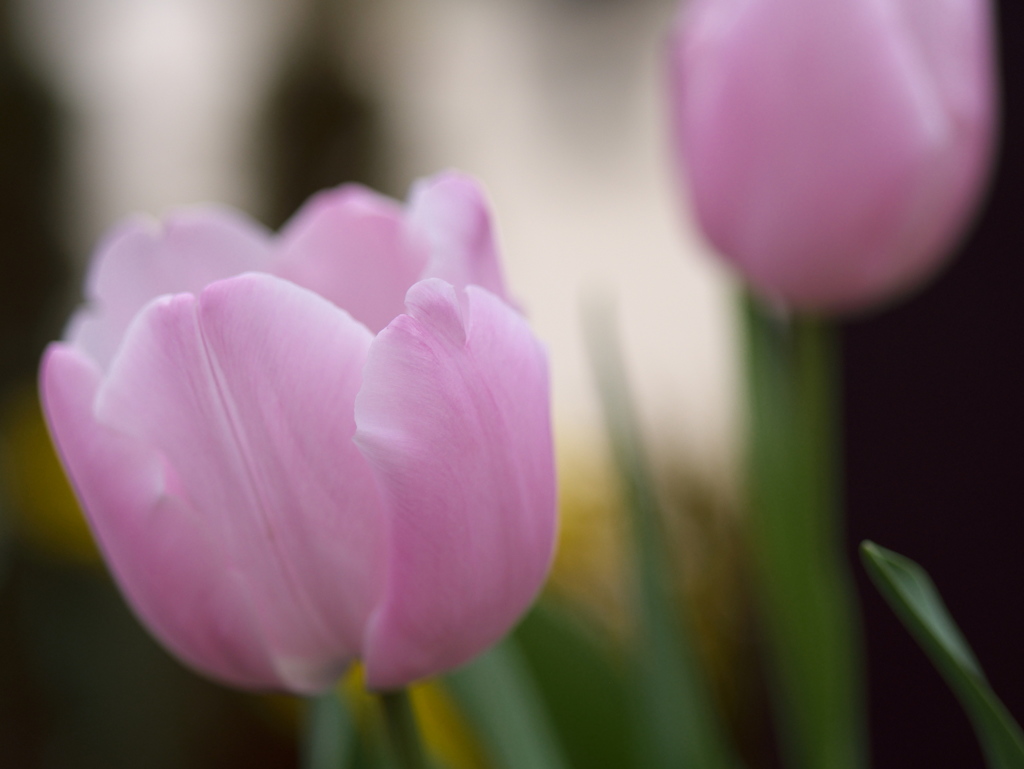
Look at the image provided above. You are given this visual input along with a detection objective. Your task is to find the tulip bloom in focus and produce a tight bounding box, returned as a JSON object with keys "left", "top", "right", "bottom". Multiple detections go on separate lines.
{"left": 668, "top": 0, "right": 998, "bottom": 312}
{"left": 40, "top": 172, "right": 556, "bottom": 693}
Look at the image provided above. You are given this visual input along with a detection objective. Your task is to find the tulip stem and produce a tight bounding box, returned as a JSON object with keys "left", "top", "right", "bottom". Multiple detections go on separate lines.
{"left": 303, "top": 687, "right": 353, "bottom": 769}
{"left": 742, "top": 293, "right": 865, "bottom": 769}
{"left": 380, "top": 688, "right": 427, "bottom": 769}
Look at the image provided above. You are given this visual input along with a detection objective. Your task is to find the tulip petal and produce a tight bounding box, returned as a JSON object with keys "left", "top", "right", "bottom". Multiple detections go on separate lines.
{"left": 670, "top": 0, "right": 996, "bottom": 310}
{"left": 274, "top": 186, "right": 428, "bottom": 333}
{"left": 92, "top": 273, "right": 386, "bottom": 692}
{"left": 355, "top": 279, "right": 556, "bottom": 689}
{"left": 68, "top": 207, "right": 274, "bottom": 371}
{"left": 41, "top": 344, "right": 280, "bottom": 689}
{"left": 409, "top": 173, "right": 515, "bottom": 306}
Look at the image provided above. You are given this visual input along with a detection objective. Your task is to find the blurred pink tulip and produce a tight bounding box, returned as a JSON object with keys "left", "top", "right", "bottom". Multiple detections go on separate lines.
{"left": 667, "top": 0, "right": 998, "bottom": 312}
{"left": 40, "top": 172, "right": 557, "bottom": 693}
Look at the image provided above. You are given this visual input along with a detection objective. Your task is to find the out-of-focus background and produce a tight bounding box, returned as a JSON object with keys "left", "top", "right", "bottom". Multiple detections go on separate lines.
{"left": 1, "top": 0, "right": 1024, "bottom": 767}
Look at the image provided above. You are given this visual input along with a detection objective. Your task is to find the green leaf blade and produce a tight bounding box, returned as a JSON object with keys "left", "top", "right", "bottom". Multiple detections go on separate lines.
{"left": 585, "top": 301, "right": 745, "bottom": 769}
{"left": 861, "top": 541, "right": 1024, "bottom": 769}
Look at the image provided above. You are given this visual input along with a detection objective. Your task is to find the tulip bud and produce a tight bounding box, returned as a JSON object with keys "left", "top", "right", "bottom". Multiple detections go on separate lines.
{"left": 667, "top": 0, "right": 998, "bottom": 312}
{"left": 40, "top": 173, "right": 557, "bottom": 693}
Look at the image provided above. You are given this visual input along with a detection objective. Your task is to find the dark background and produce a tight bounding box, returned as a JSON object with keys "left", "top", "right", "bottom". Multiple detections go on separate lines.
{"left": 842, "top": 1, "right": 1024, "bottom": 767}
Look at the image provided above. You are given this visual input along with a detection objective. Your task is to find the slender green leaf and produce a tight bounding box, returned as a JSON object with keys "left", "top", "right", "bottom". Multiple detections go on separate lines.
{"left": 861, "top": 541, "right": 1024, "bottom": 769}
{"left": 445, "top": 638, "right": 569, "bottom": 769}
{"left": 585, "top": 301, "right": 744, "bottom": 769}
{"left": 743, "top": 296, "right": 865, "bottom": 769}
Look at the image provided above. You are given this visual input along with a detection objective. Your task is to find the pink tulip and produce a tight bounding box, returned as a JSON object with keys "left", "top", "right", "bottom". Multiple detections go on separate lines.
{"left": 667, "top": 0, "right": 998, "bottom": 312}
{"left": 40, "top": 172, "right": 557, "bottom": 693}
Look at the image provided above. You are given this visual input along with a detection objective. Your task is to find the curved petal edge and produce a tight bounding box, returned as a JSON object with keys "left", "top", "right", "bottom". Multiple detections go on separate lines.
{"left": 354, "top": 279, "right": 556, "bottom": 689}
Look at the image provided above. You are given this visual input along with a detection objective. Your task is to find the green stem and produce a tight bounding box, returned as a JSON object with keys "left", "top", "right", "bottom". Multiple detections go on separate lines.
{"left": 303, "top": 687, "right": 353, "bottom": 769}
{"left": 380, "top": 689, "right": 427, "bottom": 769}
{"left": 742, "top": 293, "right": 865, "bottom": 769}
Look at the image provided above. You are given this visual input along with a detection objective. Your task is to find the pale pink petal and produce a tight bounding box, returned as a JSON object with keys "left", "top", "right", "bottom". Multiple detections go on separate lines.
{"left": 669, "top": 0, "right": 996, "bottom": 311}
{"left": 94, "top": 273, "right": 386, "bottom": 692}
{"left": 409, "top": 173, "right": 515, "bottom": 306}
{"left": 68, "top": 207, "right": 273, "bottom": 370}
{"left": 274, "top": 186, "right": 428, "bottom": 333}
{"left": 41, "top": 344, "right": 280, "bottom": 689}
{"left": 354, "top": 279, "right": 556, "bottom": 689}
